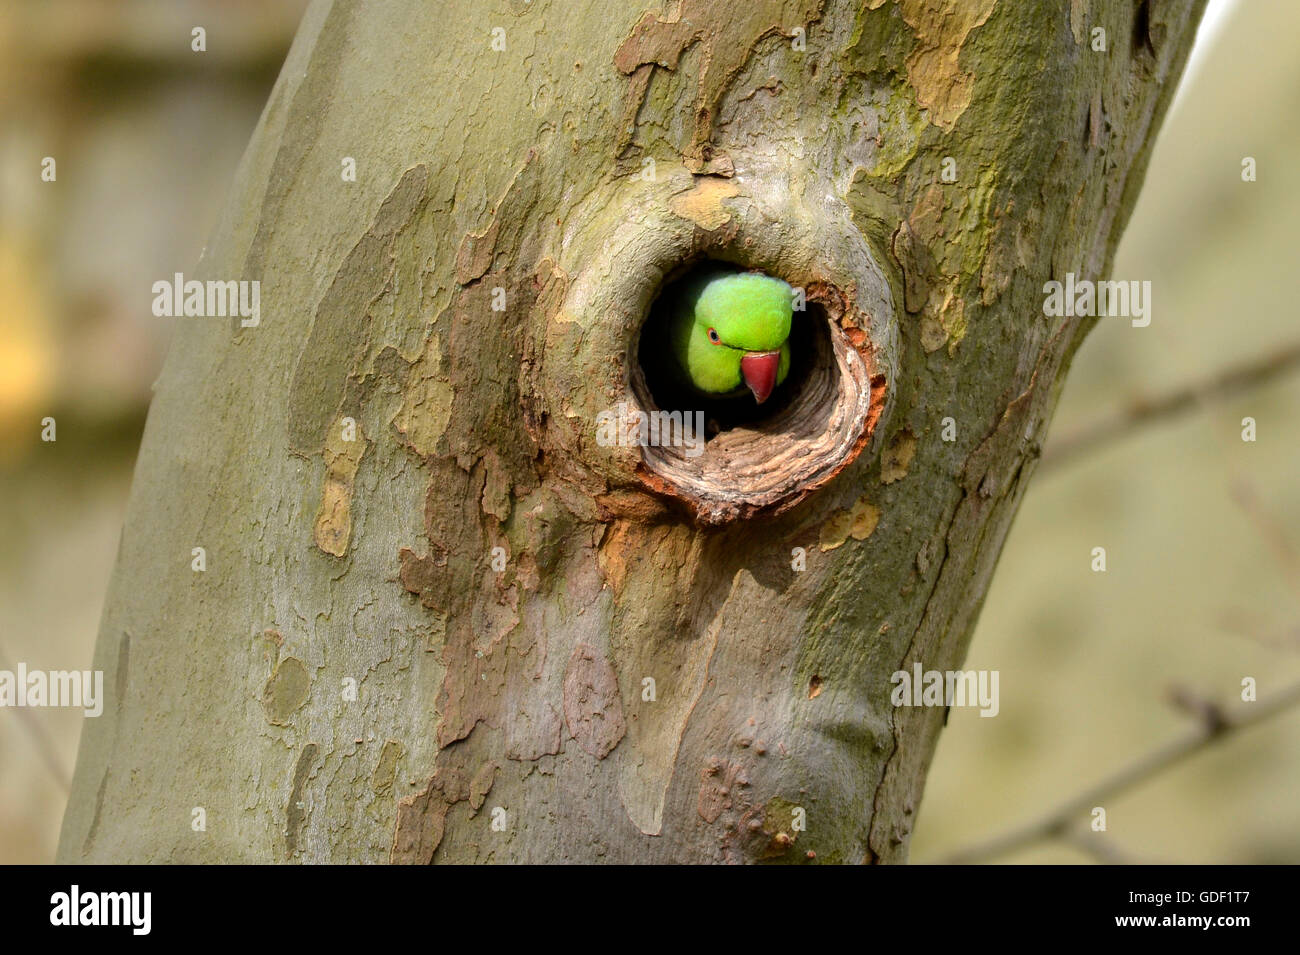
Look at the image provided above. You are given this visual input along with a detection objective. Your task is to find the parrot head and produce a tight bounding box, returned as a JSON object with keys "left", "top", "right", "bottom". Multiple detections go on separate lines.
{"left": 670, "top": 270, "right": 794, "bottom": 404}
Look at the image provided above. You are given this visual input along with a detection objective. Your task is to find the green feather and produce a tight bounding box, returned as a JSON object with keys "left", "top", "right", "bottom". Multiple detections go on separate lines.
{"left": 667, "top": 270, "right": 793, "bottom": 398}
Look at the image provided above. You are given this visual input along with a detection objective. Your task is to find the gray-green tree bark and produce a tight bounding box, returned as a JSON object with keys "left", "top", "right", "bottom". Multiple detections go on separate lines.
{"left": 59, "top": 0, "right": 1205, "bottom": 864}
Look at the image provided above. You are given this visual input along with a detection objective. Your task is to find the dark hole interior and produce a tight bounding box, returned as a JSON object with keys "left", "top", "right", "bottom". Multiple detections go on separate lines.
{"left": 636, "top": 259, "right": 827, "bottom": 437}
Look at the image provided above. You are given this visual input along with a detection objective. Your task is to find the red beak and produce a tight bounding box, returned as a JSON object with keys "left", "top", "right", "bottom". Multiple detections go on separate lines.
{"left": 740, "top": 350, "right": 781, "bottom": 404}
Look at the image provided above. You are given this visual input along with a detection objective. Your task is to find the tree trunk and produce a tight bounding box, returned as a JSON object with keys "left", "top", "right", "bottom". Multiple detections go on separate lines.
{"left": 59, "top": 0, "right": 1205, "bottom": 864}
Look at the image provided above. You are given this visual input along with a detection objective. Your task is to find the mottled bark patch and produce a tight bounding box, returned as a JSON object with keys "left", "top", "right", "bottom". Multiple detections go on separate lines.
{"left": 667, "top": 177, "right": 741, "bottom": 230}
{"left": 455, "top": 219, "right": 500, "bottom": 285}
{"left": 390, "top": 760, "right": 498, "bottom": 865}
{"left": 287, "top": 164, "right": 429, "bottom": 454}
{"left": 754, "top": 796, "right": 801, "bottom": 859}
{"left": 371, "top": 740, "right": 404, "bottom": 796}
{"left": 819, "top": 495, "right": 881, "bottom": 551}
{"left": 393, "top": 331, "right": 453, "bottom": 459}
{"left": 391, "top": 780, "right": 447, "bottom": 865}
{"left": 613, "top": 0, "right": 825, "bottom": 160}
{"left": 313, "top": 414, "right": 366, "bottom": 557}
{"left": 880, "top": 428, "right": 917, "bottom": 484}
{"left": 285, "top": 743, "right": 320, "bottom": 859}
{"left": 699, "top": 755, "right": 808, "bottom": 862}
{"left": 873, "top": 0, "right": 999, "bottom": 130}
{"left": 698, "top": 756, "right": 745, "bottom": 823}
{"left": 892, "top": 183, "right": 978, "bottom": 354}
{"left": 562, "top": 643, "right": 627, "bottom": 759}
{"left": 262, "top": 656, "right": 310, "bottom": 725}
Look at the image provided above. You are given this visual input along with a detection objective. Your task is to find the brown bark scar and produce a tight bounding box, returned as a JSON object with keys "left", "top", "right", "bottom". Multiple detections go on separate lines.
{"left": 668, "top": 176, "right": 741, "bottom": 230}
{"left": 595, "top": 520, "right": 641, "bottom": 598}
{"left": 562, "top": 643, "right": 627, "bottom": 759}
{"left": 390, "top": 760, "right": 498, "bottom": 864}
{"left": 480, "top": 449, "right": 513, "bottom": 522}
{"left": 818, "top": 495, "right": 881, "bottom": 551}
{"left": 312, "top": 413, "right": 367, "bottom": 557}
{"left": 390, "top": 779, "right": 448, "bottom": 865}
{"left": 880, "top": 428, "right": 918, "bottom": 484}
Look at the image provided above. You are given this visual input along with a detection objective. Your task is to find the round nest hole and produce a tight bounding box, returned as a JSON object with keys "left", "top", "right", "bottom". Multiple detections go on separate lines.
{"left": 630, "top": 259, "right": 881, "bottom": 524}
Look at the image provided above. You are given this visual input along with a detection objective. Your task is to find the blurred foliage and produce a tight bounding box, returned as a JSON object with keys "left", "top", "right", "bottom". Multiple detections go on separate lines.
{"left": 0, "top": 0, "right": 308, "bottom": 864}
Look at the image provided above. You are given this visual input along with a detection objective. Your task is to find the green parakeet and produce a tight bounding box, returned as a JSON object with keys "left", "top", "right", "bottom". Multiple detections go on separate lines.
{"left": 667, "top": 270, "right": 794, "bottom": 404}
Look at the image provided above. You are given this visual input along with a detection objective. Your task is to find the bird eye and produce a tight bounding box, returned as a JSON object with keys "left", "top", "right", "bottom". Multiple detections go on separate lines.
{"left": 707, "top": 328, "right": 720, "bottom": 344}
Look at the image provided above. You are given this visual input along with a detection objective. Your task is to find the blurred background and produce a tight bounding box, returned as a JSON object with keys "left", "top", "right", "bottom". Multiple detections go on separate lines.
{"left": 0, "top": 0, "right": 311, "bottom": 863}
{"left": 1, "top": 0, "right": 1296, "bottom": 864}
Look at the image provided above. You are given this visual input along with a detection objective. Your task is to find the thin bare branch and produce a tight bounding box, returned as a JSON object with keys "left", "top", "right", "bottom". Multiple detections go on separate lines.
{"left": 937, "top": 680, "right": 1300, "bottom": 864}
{"left": 1228, "top": 477, "right": 1300, "bottom": 590}
{"left": 1061, "top": 828, "right": 1152, "bottom": 865}
{"left": 1040, "top": 339, "right": 1300, "bottom": 473}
